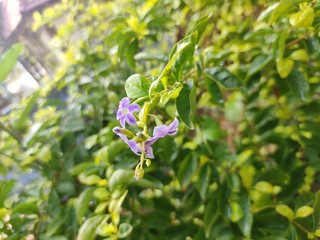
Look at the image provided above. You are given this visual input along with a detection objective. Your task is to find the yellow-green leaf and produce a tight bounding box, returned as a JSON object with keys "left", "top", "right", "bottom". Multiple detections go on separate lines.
{"left": 290, "top": 49, "right": 310, "bottom": 62}
{"left": 254, "top": 181, "right": 273, "bottom": 194}
{"left": 276, "top": 58, "right": 294, "bottom": 78}
{"left": 230, "top": 202, "right": 244, "bottom": 222}
{"left": 289, "top": 7, "right": 314, "bottom": 28}
{"left": 295, "top": 206, "right": 313, "bottom": 218}
{"left": 276, "top": 204, "right": 294, "bottom": 221}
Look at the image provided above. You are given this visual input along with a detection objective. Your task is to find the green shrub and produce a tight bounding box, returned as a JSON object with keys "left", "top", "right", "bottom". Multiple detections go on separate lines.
{"left": 1, "top": 0, "right": 320, "bottom": 239}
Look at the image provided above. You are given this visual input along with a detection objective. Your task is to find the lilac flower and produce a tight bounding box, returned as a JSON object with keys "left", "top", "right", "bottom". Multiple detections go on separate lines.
{"left": 112, "top": 118, "right": 179, "bottom": 160}
{"left": 113, "top": 127, "right": 154, "bottom": 159}
{"left": 146, "top": 118, "right": 179, "bottom": 145}
{"left": 116, "top": 97, "right": 140, "bottom": 128}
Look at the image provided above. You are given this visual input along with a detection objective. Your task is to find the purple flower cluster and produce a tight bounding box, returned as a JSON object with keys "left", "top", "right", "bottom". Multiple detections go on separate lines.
{"left": 113, "top": 97, "right": 179, "bottom": 159}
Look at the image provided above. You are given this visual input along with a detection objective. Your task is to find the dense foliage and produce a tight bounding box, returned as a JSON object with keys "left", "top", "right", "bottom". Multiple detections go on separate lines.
{"left": 1, "top": 0, "right": 320, "bottom": 239}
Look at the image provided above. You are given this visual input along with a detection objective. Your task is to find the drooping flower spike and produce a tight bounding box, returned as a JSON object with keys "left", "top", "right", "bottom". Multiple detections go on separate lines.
{"left": 116, "top": 97, "right": 140, "bottom": 128}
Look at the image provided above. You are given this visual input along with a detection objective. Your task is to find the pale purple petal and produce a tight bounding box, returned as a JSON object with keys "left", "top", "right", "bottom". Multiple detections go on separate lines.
{"left": 113, "top": 127, "right": 129, "bottom": 142}
{"left": 120, "top": 117, "right": 126, "bottom": 128}
{"left": 145, "top": 137, "right": 159, "bottom": 145}
{"left": 116, "top": 109, "right": 123, "bottom": 120}
{"left": 128, "top": 103, "right": 140, "bottom": 113}
{"left": 167, "top": 118, "right": 179, "bottom": 135}
{"left": 127, "top": 140, "right": 141, "bottom": 155}
{"left": 145, "top": 145, "right": 154, "bottom": 159}
{"left": 119, "top": 97, "right": 130, "bottom": 109}
{"left": 153, "top": 125, "right": 168, "bottom": 138}
{"left": 113, "top": 126, "right": 122, "bottom": 134}
{"left": 126, "top": 113, "right": 137, "bottom": 126}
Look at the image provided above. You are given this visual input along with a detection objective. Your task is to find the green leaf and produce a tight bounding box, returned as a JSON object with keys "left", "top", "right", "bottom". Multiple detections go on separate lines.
{"left": 238, "top": 194, "right": 253, "bottom": 237}
{"left": 108, "top": 169, "right": 134, "bottom": 192}
{"left": 196, "top": 163, "right": 211, "bottom": 199}
{"left": 76, "top": 187, "right": 95, "bottom": 223}
{"left": 295, "top": 206, "right": 313, "bottom": 218}
{"left": 276, "top": 204, "right": 294, "bottom": 221}
{"left": 289, "top": 7, "right": 314, "bottom": 28}
{"left": 254, "top": 181, "right": 273, "bottom": 194}
{"left": 269, "top": 0, "right": 298, "bottom": 24}
{"left": 277, "top": 30, "right": 287, "bottom": 60}
{"left": 76, "top": 215, "right": 104, "bottom": 240}
{"left": 125, "top": 74, "right": 151, "bottom": 99}
{"left": 204, "top": 67, "right": 242, "bottom": 89}
{"left": 48, "top": 189, "right": 61, "bottom": 217}
{"left": 108, "top": 190, "right": 128, "bottom": 213}
{"left": 290, "top": 49, "right": 310, "bottom": 62}
{"left": 70, "top": 162, "right": 96, "bottom": 176}
{"left": 187, "top": 16, "right": 210, "bottom": 42}
{"left": 205, "top": 76, "right": 224, "bottom": 106}
{"left": 313, "top": 192, "right": 320, "bottom": 228}
{"left": 176, "top": 80, "right": 196, "bottom": 129}
{"left": 177, "top": 154, "right": 197, "bottom": 188}
{"left": 0, "top": 180, "right": 15, "bottom": 208}
{"left": 247, "top": 55, "right": 273, "bottom": 77}
{"left": 170, "top": 31, "right": 197, "bottom": 81}
{"left": 276, "top": 58, "right": 294, "bottom": 79}
{"left": 118, "top": 223, "right": 133, "bottom": 239}
{"left": 0, "top": 43, "right": 23, "bottom": 83}
{"left": 46, "top": 217, "right": 65, "bottom": 236}
{"left": 12, "top": 202, "right": 38, "bottom": 215}
{"left": 14, "top": 91, "right": 40, "bottom": 129}
{"left": 204, "top": 198, "right": 218, "bottom": 238}
{"left": 286, "top": 70, "right": 309, "bottom": 101}
{"left": 230, "top": 202, "right": 244, "bottom": 222}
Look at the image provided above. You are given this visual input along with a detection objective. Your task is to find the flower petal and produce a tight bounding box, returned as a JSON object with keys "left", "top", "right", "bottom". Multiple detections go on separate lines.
{"left": 127, "top": 140, "right": 141, "bottom": 155}
{"left": 167, "top": 118, "right": 179, "bottom": 135}
{"left": 145, "top": 136, "right": 159, "bottom": 145}
{"left": 119, "top": 97, "right": 130, "bottom": 109}
{"left": 116, "top": 109, "right": 123, "bottom": 120}
{"left": 126, "top": 113, "right": 137, "bottom": 126}
{"left": 145, "top": 145, "right": 154, "bottom": 159}
{"left": 120, "top": 117, "right": 126, "bottom": 128}
{"left": 128, "top": 103, "right": 140, "bottom": 113}
{"left": 153, "top": 125, "right": 168, "bottom": 138}
{"left": 113, "top": 127, "right": 128, "bottom": 142}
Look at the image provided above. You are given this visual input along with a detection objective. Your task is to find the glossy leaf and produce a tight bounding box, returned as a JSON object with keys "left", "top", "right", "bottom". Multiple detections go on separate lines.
{"left": 276, "top": 58, "right": 294, "bottom": 79}
{"left": 77, "top": 215, "right": 104, "bottom": 240}
{"left": 76, "top": 187, "right": 95, "bottom": 223}
{"left": 196, "top": 163, "right": 211, "bottom": 199}
{"left": 12, "top": 202, "right": 39, "bottom": 215}
{"left": 289, "top": 7, "right": 314, "bottom": 28}
{"left": 230, "top": 202, "right": 244, "bottom": 222}
{"left": 125, "top": 74, "right": 151, "bottom": 99}
{"left": 176, "top": 80, "right": 196, "bottom": 129}
{"left": 247, "top": 55, "right": 273, "bottom": 77}
{"left": 295, "top": 206, "right": 313, "bottom": 218}
{"left": 204, "top": 67, "right": 242, "bottom": 89}
{"left": 170, "top": 31, "right": 197, "bottom": 81}
{"left": 108, "top": 169, "right": 134, "bottom": 192}
{"left": 276, "top": 204, "right": 294, "bottom": 221}
{"left": 286, "top": 70, "right": 309, "bottom": 101}
{"left": 205, "top": 75, "right": 224, "bottom": 106}
{"left": 269, "top": 0, "right": 298, "bottom": 24}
